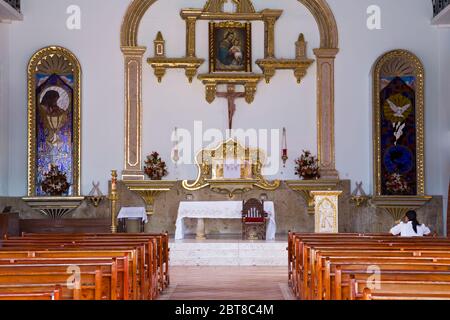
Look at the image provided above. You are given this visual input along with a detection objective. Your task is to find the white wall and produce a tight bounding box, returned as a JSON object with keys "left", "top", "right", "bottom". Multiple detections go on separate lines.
{"left": 139, "top": 0, "right": 319, "bottom": 181}
{"left": 4, "top": 0, "right": 448, "bottom": 207}
{"left": 7, "top": 0, "right": 129, "bottom": 195}
{"left": 0, "top": 23, "right": 9, "bottom": 195}
{"left": 438, "top": 28, "right": 450, "bottom": 232}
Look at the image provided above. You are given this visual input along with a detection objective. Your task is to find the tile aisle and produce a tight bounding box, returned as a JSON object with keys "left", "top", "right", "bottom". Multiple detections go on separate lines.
{"left": 159, "top": 266, "right": 294, "bottom": 300}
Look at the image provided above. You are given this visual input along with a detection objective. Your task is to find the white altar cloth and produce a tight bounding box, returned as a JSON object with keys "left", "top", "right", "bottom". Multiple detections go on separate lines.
{"left": 118, "top": 207, "right": 148, "bottom": 223}
{"left": 175, "top": 201, "right": 276, "bottom": 240}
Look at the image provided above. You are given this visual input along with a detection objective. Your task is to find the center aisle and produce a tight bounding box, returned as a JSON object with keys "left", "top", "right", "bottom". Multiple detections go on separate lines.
{"left": 159, "top": 266, "right": 294, "bottom": 300}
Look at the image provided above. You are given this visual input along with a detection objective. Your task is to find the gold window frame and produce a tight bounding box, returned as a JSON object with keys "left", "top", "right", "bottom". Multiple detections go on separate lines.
{"left": 372, "top": 49, "right": 425, "bottom": 197}
{"left": 27, "top": 46, "right": 82, "bottom": 197}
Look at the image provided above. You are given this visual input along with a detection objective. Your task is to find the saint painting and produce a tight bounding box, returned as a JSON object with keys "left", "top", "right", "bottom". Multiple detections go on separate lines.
{"left": 209, "top": 21, "right": 252, "bottom": 72}
{"left": 27, "top": 46, "right": 81, "bottom": 197}
{"left": 35, "top": 76, "right": 74, "bottom": 196}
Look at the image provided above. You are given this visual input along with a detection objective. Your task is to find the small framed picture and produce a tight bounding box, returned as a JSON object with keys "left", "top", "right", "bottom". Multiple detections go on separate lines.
{"left": 209, "top": 21, "right": 252, "bottom": 73}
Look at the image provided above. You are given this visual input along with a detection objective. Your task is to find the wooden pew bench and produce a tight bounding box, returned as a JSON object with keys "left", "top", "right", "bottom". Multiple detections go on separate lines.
{"left": 357, "top": 280, "right": 450, "bottom": 300}
{"left": 0, "top": 240, "right": 152, "bottom": 299}
{"left": 0, "top": 262, "right": 115, "bottom": 300}
{"left": 18, "top": 233, "right": 170, "bottom": 290}
{"left": 288, "top": 233, "right": 450, "bottom": 300}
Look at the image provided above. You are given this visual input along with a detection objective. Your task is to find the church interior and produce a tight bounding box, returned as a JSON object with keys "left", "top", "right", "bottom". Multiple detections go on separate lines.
{"left": 0, "top": 0, "right": 449, "bottom": 302}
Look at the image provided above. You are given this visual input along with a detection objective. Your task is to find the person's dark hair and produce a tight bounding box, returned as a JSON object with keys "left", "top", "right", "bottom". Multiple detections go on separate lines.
{"left": 405, "top": 210, "right": 420, "bottom": 233}
{"left": 41, "top": 90, "right": 59, "bottom": 107}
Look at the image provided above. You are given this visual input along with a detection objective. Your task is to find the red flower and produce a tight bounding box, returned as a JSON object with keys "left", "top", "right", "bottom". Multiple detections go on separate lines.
{"left": 294, "top": 150, "right": 320, "bottom": 180}
{"left": 144, "top": 152, "right": 168, "bottom": 180}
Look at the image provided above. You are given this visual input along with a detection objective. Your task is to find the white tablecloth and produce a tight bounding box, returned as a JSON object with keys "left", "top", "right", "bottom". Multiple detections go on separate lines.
{"left": 118, "top": 207, "right": 148, "bottom": 223}
{"left": 175, "top": 201, "right": 276, "bottom": 240}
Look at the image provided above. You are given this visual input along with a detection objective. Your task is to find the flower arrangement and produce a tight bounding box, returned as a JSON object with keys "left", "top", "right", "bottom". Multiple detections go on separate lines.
{"left": 295, "top": 150, "right": 320, "bottom": 180}
{"left": 144, "top": 152, "right": 168, "bottom": 180}
{"left": 385, "top": 173, "right": 410, "bottom": 194}
{"left": 41, "top": 164, "right": 71, "bottom": 196}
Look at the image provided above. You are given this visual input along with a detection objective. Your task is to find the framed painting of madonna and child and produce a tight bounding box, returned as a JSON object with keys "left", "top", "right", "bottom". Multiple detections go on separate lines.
{"left": 209, "top": 21, "right": 252, "bottom": 73}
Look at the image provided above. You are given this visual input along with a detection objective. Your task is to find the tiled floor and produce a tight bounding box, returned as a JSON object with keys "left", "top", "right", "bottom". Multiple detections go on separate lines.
{"left": 170, "top": 240, "right": 287, "bottom": 266}
{"left": 159, "top": 266, "right": 295, "bottom": 300}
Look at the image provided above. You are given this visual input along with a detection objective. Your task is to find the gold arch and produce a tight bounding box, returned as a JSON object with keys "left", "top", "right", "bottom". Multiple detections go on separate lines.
{"left": 298, "top": 0, "right": 338, "bottom": 49}
{"left": 121, "top": 0, "right": 338, "bottom": 49}
{"left": 119, "top": 0, "right": 340, "bottom": 179}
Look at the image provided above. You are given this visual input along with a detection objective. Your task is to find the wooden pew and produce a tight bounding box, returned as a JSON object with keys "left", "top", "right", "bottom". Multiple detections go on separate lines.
{"left": 293, "top": 237, "right": 450, "bottom": 297}
{"left": 0, "top": 285, "right": 62, "bottom": 300}
{"left": 358, "top": 281, "right": 450, "bottom": 300}
{"left": 0, "top": 262, "right": 115, "bottom": 300}
{"left": 19, "top": 233, "right": 170, "bottom": 290}
{"left": 0, "top": 232, "right": 170, "bottom": 300}
{"left": 1, "top": 232, "right": 170, "bottom": 300}
{"left": 3, "top": 237, "right": 158, "bottom": 298}
{"left": 0, "top": 249, "right": 138, "bottom": 300}
{"left": 0, "top": 291, "right": 61, "bottom": 300}
{"left": 0, "top": 256, "right": 129, "bottom": 300}
{"left": 0, "top": 242, "right": 148, "bottom": 299}
{"left": 288, "top": 233, "right": 450, "bottom": 300}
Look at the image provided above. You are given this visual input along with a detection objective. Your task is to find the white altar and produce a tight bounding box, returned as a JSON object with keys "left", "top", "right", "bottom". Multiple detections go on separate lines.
{"left": 175, "top": 201, "right": 276, "bottom": 240}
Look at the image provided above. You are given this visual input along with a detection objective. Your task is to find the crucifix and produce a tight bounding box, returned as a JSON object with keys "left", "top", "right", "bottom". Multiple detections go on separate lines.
{"left": 216, "top": 84, "right": 246, "bottom": 130}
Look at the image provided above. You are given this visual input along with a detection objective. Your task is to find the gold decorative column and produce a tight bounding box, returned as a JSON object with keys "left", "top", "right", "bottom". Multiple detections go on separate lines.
{"left": 180, "top": 11, "right": 200, "bottom": 58}
{"left": 121, "top": 46, "right": 147, "bottom": 180}
{"left": 110, "top": 170, "right": 119, "bottom": 233}
{"left": 313, "top": 48, "right": 339, "bottom": 180}
{"left": 311, "top": 190, "right": 342, "bottom": 233}
{"left": 262, "top": 12, "right": 280, "bottom": 59}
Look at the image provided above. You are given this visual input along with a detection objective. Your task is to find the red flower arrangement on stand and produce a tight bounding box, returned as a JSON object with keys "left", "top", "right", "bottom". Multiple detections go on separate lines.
{"left": 144, "top": 152, "right": 168, "bottom": 180}
{"left": 294, "top": 150, "right": 320, "bottom": 180}
{"left": 41, "top": 164, "right": 71, "bottom": 196}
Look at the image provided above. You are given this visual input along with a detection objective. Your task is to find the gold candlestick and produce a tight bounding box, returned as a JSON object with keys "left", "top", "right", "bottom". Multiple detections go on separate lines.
{"left": 110, "top": 170, "right": 118, "bottom": 233}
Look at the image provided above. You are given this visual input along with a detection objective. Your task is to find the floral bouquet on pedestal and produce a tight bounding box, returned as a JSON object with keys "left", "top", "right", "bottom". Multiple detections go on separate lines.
{"left": 385, "top": 173, "right": 410, "bottom": 195}
{"left": 295, "top": 150, "right": 320, "bottom": 180}
{"left": 144, "top": 152, "right": 168, "bottom": 180}
{"left": 41, "top": 164, "right": 71, "bottom": 196}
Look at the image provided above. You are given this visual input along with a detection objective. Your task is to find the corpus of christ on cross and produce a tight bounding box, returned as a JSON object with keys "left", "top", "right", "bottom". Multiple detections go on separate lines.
{"left": 216, "top": 85, "right": 247, "bottom": 130}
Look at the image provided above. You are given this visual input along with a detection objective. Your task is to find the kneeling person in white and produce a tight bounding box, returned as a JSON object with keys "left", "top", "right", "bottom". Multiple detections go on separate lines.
{"left": 390, "top": 210, "right": 431, "bottom": 237}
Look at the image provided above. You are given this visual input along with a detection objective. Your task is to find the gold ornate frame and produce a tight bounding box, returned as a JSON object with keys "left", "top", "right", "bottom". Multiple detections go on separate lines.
{"left": 27, "top": 46, "right": 82, "bottom": 196}
{"left": 372, "top": 49, "right": 425, "bottom": 196}
{"left": 209, "top": 21, "right": 252, "bottom": 73}
{"left": 182, "top": 138, "right": 280, "bottom": 197}
{"left": 120, "top": 0, "right": 340, "bottom": 180}
{"left": 371, "top": 49, "right": 430, "bottom": 221}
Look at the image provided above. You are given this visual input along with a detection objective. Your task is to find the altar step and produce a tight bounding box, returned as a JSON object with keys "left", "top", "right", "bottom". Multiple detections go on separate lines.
{"left": 169, "top": 240, "right": 287, "bottom": 266}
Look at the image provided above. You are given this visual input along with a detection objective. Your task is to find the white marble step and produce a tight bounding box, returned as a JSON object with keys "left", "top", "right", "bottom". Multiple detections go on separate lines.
{"left": 169, "top": 240, "right": 287, "bottom": 266}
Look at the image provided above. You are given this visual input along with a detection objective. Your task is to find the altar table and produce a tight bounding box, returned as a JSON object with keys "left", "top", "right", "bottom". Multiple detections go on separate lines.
{"left": 175, "top": 201, "right": 276, "bottom": 240}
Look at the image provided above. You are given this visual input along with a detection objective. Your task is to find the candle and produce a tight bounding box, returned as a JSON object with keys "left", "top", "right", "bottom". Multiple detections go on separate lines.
{"left": 111, "top": 170, "right": 117, "bottom": 191}
{"left": 173, "top": 127, "right": 180, "bottom": 163}
{"left": 281, "top": 128, "right": 288, "bottom": 167}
